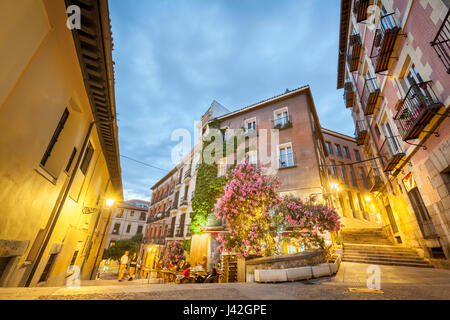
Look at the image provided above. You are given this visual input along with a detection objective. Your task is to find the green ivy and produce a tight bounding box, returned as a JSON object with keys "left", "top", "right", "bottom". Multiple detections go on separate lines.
{"left": 190, "top": 118, "right": 242, "bottom": 235}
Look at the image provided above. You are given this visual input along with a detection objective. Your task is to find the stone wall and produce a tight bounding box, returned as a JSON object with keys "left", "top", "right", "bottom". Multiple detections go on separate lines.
{"left": 245, "top": 250, "right": 325, "bottom": 276}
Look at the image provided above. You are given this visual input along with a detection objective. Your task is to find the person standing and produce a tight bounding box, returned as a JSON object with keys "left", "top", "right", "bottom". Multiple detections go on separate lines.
{"left": 128, "top": 252, "right": 137, "bottom": 281}
{"left": 118, "top": 251, "right": 129, "bottom": 281}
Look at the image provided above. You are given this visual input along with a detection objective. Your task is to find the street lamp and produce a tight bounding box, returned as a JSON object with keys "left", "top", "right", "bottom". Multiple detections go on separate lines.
{"left": 106, "top": 198, "right": 115, "bottom": 208}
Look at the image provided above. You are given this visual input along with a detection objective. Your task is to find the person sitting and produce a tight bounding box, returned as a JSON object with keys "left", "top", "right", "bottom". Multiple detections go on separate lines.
{"left": 176, "top": 263, "right": 191, "bottom": 284}
{"left": 204, "top": 268, "right": 219, "bottom": 283}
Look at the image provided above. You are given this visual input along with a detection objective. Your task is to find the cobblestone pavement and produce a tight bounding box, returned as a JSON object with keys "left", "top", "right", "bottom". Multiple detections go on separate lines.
{"left": 1, "top": 263, "right": 449, "bottom": 300}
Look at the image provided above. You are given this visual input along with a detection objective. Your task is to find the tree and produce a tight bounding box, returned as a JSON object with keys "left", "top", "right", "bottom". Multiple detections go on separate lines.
{"left": 276, "top": 196, "right": 341, "bottom": 249}
{"left": 102, "top": 233, "right": 143, "bottom": 261}
{"left": 215, "top": 160, "right": 282, "bottom": 257}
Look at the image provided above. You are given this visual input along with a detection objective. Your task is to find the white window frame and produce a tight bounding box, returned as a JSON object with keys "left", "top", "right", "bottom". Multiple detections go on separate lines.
{"left": 273, "top": 107, "right": 289, "bottom": 127}
{"left": 277, "top": 142, "right": 294, "bottom": 168}
{"left": 246, "top": 150, "right": 258, "bottom": 164}
{"left": 244, "top": 117, "right": 257, "bottom": 133}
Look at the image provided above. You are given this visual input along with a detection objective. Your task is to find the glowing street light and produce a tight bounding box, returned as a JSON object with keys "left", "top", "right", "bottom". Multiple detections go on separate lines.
{"left": 105, "top": 198, "right": 115, "bottom": 208}
{"left": 329, "top": 183, "right": 341, "bottom": 192}
{"left": 365, "top": 195, "right": 372, "bottom": 202}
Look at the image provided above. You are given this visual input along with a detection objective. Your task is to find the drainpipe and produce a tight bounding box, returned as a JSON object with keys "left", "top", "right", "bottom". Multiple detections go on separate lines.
{"left": 25, "top": 119, "right": 114, "bottom": 287}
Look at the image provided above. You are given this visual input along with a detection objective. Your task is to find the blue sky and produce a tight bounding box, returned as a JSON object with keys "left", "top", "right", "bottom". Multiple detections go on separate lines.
{"left": 109, "top": 0, "right": 353, "bottom": 201}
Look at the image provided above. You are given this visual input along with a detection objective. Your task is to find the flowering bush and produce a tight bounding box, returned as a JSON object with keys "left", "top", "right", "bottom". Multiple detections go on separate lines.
{"left": 277, "top": 196, "right": 341, "bottom": 249}
{"left": 161, "top": 241, "right": 185, "bottom": 268}
{"left": 215, "top": 160, "right": 283, "bottom": 257}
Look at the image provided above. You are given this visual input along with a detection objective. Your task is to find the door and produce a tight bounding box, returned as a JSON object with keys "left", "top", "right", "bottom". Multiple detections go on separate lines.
{"left": 385, "top": 205, "right": 399, "bottom": 234}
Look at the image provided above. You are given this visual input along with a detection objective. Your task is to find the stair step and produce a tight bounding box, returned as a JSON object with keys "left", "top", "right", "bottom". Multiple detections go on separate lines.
{"left": 342, "top": 258, "right": 433, "bottom": 268}
{"left": 343, "top": 254, "right": 428, "bottom": 263}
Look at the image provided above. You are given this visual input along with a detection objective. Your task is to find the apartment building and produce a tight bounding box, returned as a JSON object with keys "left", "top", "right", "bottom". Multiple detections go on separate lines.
{"left": 323, "top": 128, "right": 383, "bottom": 229}
{"left": 337, "top": 0, "right": 449, "bottom": 265}
{"left": 105, "top": 200, "right": 149, "bottom": 248}
{"left": 0, "top": 0, "right": 122, "bottom": 286}
{"left": 144, "top": 145, "right": 201, "bottom": 246}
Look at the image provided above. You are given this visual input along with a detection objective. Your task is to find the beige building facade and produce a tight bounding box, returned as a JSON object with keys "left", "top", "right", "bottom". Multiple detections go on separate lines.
{"left": 0, "top": 0, "right": 122, "bottom": 286}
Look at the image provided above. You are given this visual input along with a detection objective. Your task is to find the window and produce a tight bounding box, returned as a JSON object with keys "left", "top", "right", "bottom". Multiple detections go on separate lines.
{"left": 245, "top": 118, "right": 256, "bottom": 133}
{"left": 80, "top": 142, "right": 94, "bottom": 175}
{"left": 326, "top": 142, "right": 333, "bottom": 155}
{"left": 330, "top": 160, "right": 337, "bottom": 177}
{"left": 246, "top": 150, "right": 257, "bottom": 164}
{"left": 64, "top": 147, "right": 77, "bottom": 173}
{"left": 40, "top": 108, "right": 70, "bottom": 167}
{"left": 39, "top": 253, "right": 58, "bottom": 282}
{"left": 359, "top": 167, "right": 368, "bottom": 189}
{"left": 340, "top": 163, "right": 348, "bottom": 185}
{"left": 350, "top": 166, "right": 358, "bottom": 187}
{"left": 126, "top": 224, "right": 131, "bottom": 233}
{"left": 112, "top": 223, "right": 120, "bottom": 234}
{"left": 69, "top": 250, "right": 79, "bottom": 266}
{"left": 343, "top": 146, "right": 351, "bottom": 160}
{"left": 335, "top": 144, "right": 343, "bottom": 157}
{"left": 218, "top": 158, "right": 228, "bottom": 176}
{"left": 347, "top": 191, "right": 358, "bottom": 218}
{"left": 137, "top": 225, "right": 143, "bottom": 234}
{"left": 279, "top": 145, "right": 294, "bottom": 168}
{"left": 140, "top": 212, "right": 146, "bottom": 220}
{"left": 274, "top": 108, "right": 290, "bottom": 127}
{"left": 354, "top": 150, "right": 361, "bottom": 162}
{"left": 130, "top": 210, "right": 134, "bottom": 217}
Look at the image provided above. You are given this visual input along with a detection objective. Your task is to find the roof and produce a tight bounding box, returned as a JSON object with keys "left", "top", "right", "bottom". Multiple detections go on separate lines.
{"left": 117, "top": 200, "right": 149, "bottom": 211}
{"left": 217, "top": 85, "right": 310, "bottom": 120}
{"left": 337, "top": 0, "right": 352, "bottom": 89}
{"left": 321, "top": 127, "right": 357, "bottom": 143}
{"left": 66, "top": 0, "right": 123, "bottom": 199}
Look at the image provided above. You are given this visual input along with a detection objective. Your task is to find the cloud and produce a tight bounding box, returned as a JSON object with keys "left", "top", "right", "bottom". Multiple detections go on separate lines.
{"left": 110, "top": 0, "right": 354, "bottom": 200}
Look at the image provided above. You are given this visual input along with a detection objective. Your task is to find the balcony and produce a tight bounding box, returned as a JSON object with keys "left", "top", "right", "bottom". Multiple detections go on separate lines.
{"left": 179, "top": 199, "right": 188, "bottom": 210}
{"left": 370, "top": 12, "right": 401, "bottom": 73}
{"left": 361, "top": 77, "right": 380, "bottom": 115}
{"left": 379, "top": 136, "right": 405, "bottom": 172}
{"left": 354, "top": 0, "right": 370, "bottom": 23}
{"left": 166, "top": 229, "right": 174, "bottom": 238}
{"left": 169, "top": 187, "right": 174, "bottom": 195}
{"left": 354, "top": 120, "right": 368, "bottom": 145}
{"left": 170, "top": 202, "right": 178, "bottom": 213}
{"left": 394, "top": 81, "right": 443, "bottom": 141}
{"left": 431, "top": 10, "right": 450, "bottom": 74}
{"left": 184, "top": 169, "right": 192, "bottom": 182}
{"left": 273, "top": 115, "right": 292, "bottom": 130}
{"left": 175, "top": 226, "right": 184, "bottom": 238}
{"left": 344, "top": 82, "right": 356, "bottom": 108}
{"left": 367, "top": 165, "right": 384, "bottom": 192}
{"left": 348, "top": 34, "right": 362, "bottom": 72}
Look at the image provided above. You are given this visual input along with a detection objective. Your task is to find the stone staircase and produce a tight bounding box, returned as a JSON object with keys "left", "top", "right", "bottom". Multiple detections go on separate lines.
{"left": 341, "top": 228, "right": 432, "bottom": 268}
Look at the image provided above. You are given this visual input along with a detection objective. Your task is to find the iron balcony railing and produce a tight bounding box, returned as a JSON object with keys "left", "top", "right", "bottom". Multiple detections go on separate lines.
{"left": 431, "top": 9, "right": 450, "bottom": 74}
{"left": 361, "top": 76, "right": 380, "bottom": 115}
{"left": 180, "top": 199, "right": 188, "bottom": 207}
{"left": 344, "top": 82, "right": 355, "bottom": 108}
{"left": 184, "top": 169, "right": 191, "bottom": 180}
{"left": 176, "top": 226, "right": 184, "bottom": 237}
{"left": 273, "top": 115, "right": 292, "bottom": 129}
{"left": 367, "top": 162, "right": 384, "bottom": 192}
{"left": 354, "top": 119, "right": 368, "bottom": 145}
{"left": 354, "top": 0, "right": 370, "bottom": 23}
{"left": 166, "top": 229, "right": 174, "bottom": 238}
{"left": 169, "top": 187, "right": 174, "bottom": 195}
{"left": 394, "top": 81, "right": 443, "bottom": 141}
{"left": 379, "top": 136, "right": 405, "bottom": 172}
{"left": 348, "top": 33, "right": 362, "bottom": 72}
{"left": 370, "top": 12, "right": 401, "bottom": 73}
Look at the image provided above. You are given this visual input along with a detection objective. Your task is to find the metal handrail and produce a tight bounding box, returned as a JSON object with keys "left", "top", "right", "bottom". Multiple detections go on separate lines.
{"left": 431, "top": 9, "right": 450, "bottom": 73}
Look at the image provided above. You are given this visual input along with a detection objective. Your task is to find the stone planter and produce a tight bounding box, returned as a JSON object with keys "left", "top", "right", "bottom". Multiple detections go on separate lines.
{"left": 285, "top": 266, "right": 313, "bottom": 281}
{"left": 254, "top": 269, "right": 287, "bottom": 283}
{"left": 312, "top": 263, "right": 332, "bottom": 278}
